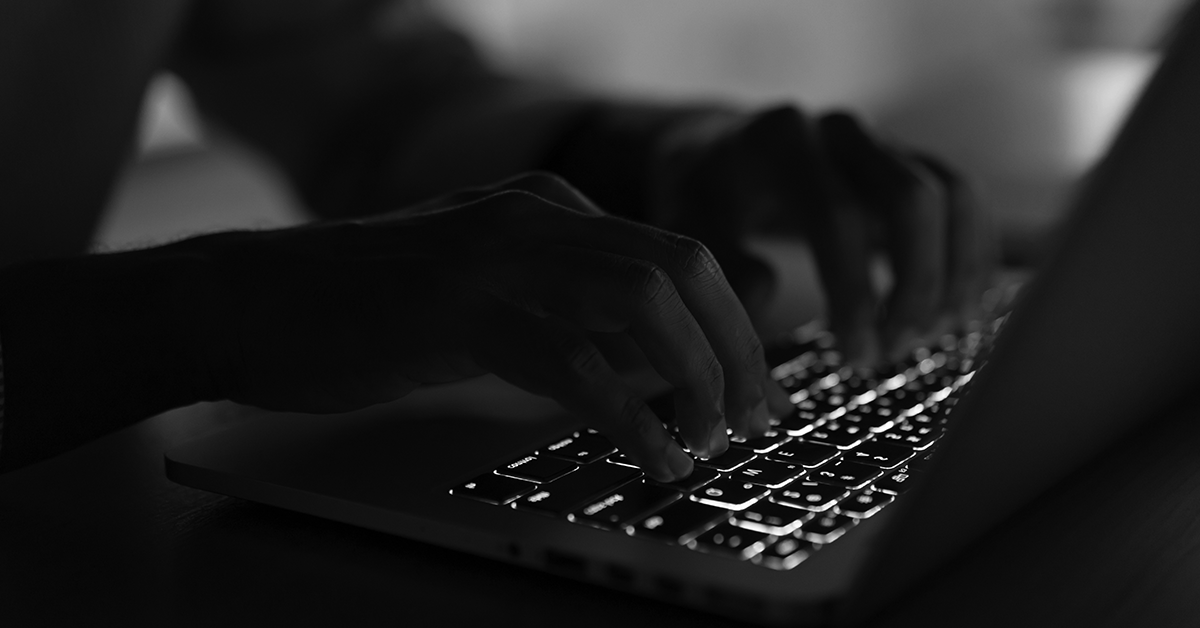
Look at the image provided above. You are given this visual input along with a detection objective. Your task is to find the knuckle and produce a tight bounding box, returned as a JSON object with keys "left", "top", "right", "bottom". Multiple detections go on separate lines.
{"left": 669, "top": 235, "right": 721, "bottom": 281}
{"left": 628, "top": 261, "right": 674, "bottom": 308}
{"left": 507, "top": 171, "right": 570, "bottom": 193}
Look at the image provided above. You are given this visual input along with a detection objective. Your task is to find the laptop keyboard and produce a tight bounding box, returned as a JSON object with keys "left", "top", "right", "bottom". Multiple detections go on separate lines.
{"left": 450, "top": 320, "right": 1001, "bottom": 571}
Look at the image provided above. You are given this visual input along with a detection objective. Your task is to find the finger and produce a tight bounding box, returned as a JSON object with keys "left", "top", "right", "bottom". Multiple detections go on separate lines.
{"left": 351, "top": 174, "right": 603, "bottom": 261}
{"left": 739, "top": 106, "right": 882, "bottom": 366}
{"left": 375, "top": 171, "right": 603, "bottom": 221}
{"left": 486, "top": 246, "right": 729, "bottom": 456}
{"left": 911, "top": 153, "right": 997, "bottom": 327}
{"left": 705, "top": 243, "right": 778, "bottom": 325}
{"left": 821, "top": 113, "right": 946, "bottom": 360}
{"left": 497, "top": 245, "right": 792, "bottom": 436}
{"left": 502, "top": 171, "right": 608, "bottom": 217}
{"left": 467, "top": 303, "right": 694, "bottom": 482}
{"left": 543, "top": 217, "right": 771, "bottom": 442}
{"left": 743, "top": 111, "right": 877, "bottom": 367}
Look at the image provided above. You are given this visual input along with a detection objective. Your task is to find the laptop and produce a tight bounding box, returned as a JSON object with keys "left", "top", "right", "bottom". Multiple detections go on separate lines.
{"left": 164, "top": 3, "right": 1200, "bottom": 625}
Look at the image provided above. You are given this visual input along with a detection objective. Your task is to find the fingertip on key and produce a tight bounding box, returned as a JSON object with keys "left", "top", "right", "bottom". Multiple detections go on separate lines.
{"left": 665, "top": 445, "right": 694, "bottom": 481}
{"left": 705, "top": 421, "right": 729, "bottom": 459}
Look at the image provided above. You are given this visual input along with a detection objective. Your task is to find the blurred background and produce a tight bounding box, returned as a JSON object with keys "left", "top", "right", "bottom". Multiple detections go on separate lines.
{"left": 100, "top": 0, "right": 1186, "bottom": 267}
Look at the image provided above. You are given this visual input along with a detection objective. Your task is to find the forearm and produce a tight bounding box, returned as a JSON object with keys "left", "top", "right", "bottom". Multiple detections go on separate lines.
{"left": 0, "top": 245, "right": 214, "bottom": 472}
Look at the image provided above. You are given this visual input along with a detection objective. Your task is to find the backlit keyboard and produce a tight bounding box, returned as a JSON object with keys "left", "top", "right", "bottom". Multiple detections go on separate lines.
{"left": 450, "top": 320, "right": 1001, "bottom": 571}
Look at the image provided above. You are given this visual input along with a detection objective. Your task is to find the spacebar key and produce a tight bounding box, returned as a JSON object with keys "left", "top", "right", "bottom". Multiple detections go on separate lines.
{"left": 514, "top": 462, "right": 641, "bottom": 516}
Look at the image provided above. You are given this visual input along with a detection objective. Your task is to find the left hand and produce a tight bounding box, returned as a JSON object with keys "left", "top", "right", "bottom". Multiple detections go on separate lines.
{"left": 647, "top": 105, "right": 996, "bottom": 366}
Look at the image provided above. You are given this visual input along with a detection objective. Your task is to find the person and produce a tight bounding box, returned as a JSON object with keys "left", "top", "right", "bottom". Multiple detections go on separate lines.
{"left": 0, "top": 0, "right": 993, "bottom": 480}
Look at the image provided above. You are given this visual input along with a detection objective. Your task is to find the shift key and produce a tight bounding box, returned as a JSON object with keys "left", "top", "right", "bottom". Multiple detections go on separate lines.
{"left": 515, "top": 462, "right": 642, "bottom": 516}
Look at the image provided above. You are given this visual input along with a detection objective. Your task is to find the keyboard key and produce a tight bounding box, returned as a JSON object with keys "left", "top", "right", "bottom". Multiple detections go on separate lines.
{"left": 645, "top": 465, "right": 720, "bottom": 492}
{"left": 732, "top": 501, "right": 812, "bottom": 535}
{"left": 840, "top": 410, "right": 897, "bottom": 434}
{"left": 539, "top": 432, "right": 617, "bottom": 463}
{"left": 570, "top": 482, "right": 680, "bottom": 530}
{"left": 869, "top": 394, "right": 919, "bottom": 419}
{"left": 606, "top": 452, "right": 637, "bottom": 468}
{"left": 872, "top": 467, "right": 923, "bottom": 495}
{"left": 802, "top": 420, "right": 869, "bottom": 450}
{"left": 878, "top": 421, "right": 941, "bottom": 450}
{"left": 451, "top": 473, "right": 536, "bottom": 505}
{"left": 771, "top": 481, "right": 848, "bottom": 512}
{"left": 730, "top": 458, "right": 804, "bottom": 488}
{"left": 846, "top": 398, "right": 907, "bottom": 432}
{"left": 829, "top": 374, "right": 878, "bottom": 405}
{"left": 691, "top": 478, "right": 770, "bottom": 510}
{"left": 689, "top": 522, "right": 770, "bottom": 559}
{"left": 799, "top": 512, "right": 857, "bottom": 543}
{"left": 729, "top": 430, "right": 790, "bottom": 453}
{"left": 835, "top": 489, "right": 894, "bottom": 518}
{"left": 495, "top": 455, "right": 578, "bottom": 483}
{"left": 758, "top": 538, "right": 817, "bottom": 570}
{"left": 694, "top": 447, "right": 757, "bottom": 472}
{"left": 909, "top": 412, "right": 947, "bottom": 427}
{"left": 514, "top": 462, "right": 641, "bottom": 516}
{"left": 878, "top": 385, "right": 925, "bottom": 408}
{"left": 632, "top": 500, "right": 730, "bottom": 544}
{"left": 766, "top": 440, "right": 839, "bottom": 468}
{"left": 778, "top": 372, "right": 815, "bottom": 394}
{"left": 775, "top": 407, "right": 822, "bottom": 437}
{"left": 807, "top": 460, "right": 882, "bottom": 489}
{"left": 799, "top": 390, "right": 849, "bottom": 419}
{"left": 844, "top": 441, "right": 914, "bottom": 470}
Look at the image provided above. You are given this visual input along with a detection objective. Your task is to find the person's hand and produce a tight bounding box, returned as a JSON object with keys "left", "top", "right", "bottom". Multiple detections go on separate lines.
{"left": 181, "top": 173, "right": 790, "bottom": 482}
{"left": 648, "top": 106, "right": 996, "bottom": 365}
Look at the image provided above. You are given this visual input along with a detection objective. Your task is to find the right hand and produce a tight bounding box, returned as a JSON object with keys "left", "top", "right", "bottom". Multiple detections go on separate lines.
{"left": 180, "top": 173, "right": 790, "bottom": 482}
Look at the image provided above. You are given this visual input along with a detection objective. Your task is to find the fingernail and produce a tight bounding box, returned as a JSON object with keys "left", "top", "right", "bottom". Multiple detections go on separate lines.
{"left": 706, "top": 421, "right": 729, "bottom": 458}
{"left": 666, "top": 446, "right": 694, "bottom": 480}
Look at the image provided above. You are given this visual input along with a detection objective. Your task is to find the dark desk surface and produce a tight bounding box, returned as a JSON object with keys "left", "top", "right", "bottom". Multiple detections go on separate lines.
{"left": 4, "top": 375, "right": 1200, "bottom": 627}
